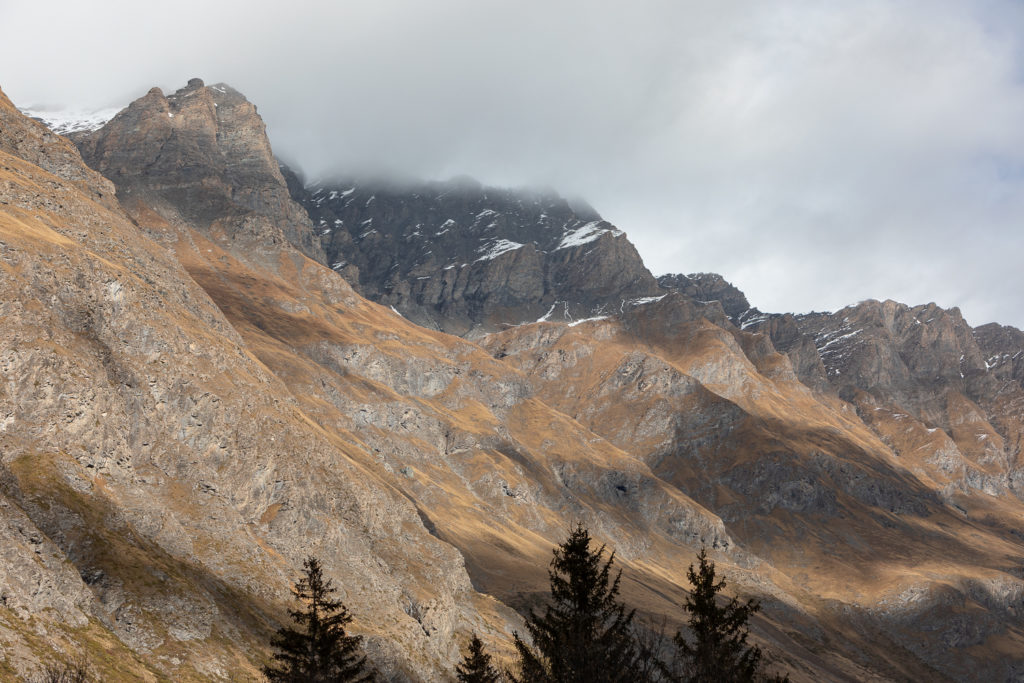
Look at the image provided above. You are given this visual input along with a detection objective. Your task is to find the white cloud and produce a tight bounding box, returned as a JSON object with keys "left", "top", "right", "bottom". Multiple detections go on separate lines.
{"left": 3, "top": 0, "right": 1023, "bottom": 326}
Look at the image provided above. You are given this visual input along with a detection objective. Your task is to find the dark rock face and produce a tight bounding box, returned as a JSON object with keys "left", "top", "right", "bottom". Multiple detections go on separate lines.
{"left": 739, "top": 299, "right": 1024, "bottom": 505}
{"left": 750, "top": 301, "right": 988, "bottom": 403}
{"left": 974, "top": 322, "right": 1024, "bottom": 386}
{"left": 288, "top": 176, "right": 661, "bottom": 335}
{"left": 658, "top": 272, "right": 751, "bottom": 322}
{"left": 75, "top": 80, "right": 323, "bottom": 260}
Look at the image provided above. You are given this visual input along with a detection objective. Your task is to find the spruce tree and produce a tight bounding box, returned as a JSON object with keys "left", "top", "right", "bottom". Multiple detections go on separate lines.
{"left": 671, "top": 547, "right": 766, "bottom": 683}
{"left": 264, "top": 556, "right": 376, "bottom": 682}
{"left": 456, "top": 635, "right": 501, "bottom": 683}
{"left": 511, "top": 524, "right": 639, "bottom": 683}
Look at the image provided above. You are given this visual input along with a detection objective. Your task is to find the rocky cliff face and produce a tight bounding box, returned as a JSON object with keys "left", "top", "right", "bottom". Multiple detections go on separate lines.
{"left": 7, "top": 78, "right": 1024, "bottom": 683}
{"left": 288, "top": 175, "right": 661, "bottom": 335}
{"left": 1, "top": 83, "right": 509, "bottom": 681}
{"left": 2, "top": 82, "right": 752, "bottom": 681}
{"left": 740, "top": 300, "right": 1024, "bottom": 506}
{"left": 657, "top": 272, "right": 751, "bottom": 322}
{"left": 485, "top": 292, "right": 1024, "bottom": 682}
{"left": 74, "top": 78, "right": 324, "bottom": 260}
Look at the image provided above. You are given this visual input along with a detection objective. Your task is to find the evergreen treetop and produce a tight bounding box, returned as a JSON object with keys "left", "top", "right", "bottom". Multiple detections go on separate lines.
{"left": 264, "top": 556, "right": 376, "bottom": 683}
{"left": 456, "top": 635, "right": 501, "bottom": 683}
{"left": 512, "top": 523, "right": 639, "bottom": 683}
{"left": 671, "top": 547, "right": 765, "bottom": 683}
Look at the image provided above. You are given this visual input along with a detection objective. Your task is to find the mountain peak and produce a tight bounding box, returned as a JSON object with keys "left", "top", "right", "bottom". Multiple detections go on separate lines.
{"left": 72, "top": 80, "right": 322, "bottom": 259}
{"left": 291, "top": 176, "right": 659, "bottom": 334}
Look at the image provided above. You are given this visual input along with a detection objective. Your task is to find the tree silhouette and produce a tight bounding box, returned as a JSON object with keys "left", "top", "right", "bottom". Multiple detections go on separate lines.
{"left": 669, "top": 547, "right": 787, "bottom": 683}
{"left": 456, "top": 635, "right": 501, "bottom": 683}
{"left": 264, "top": 556, "right": 376, "bottom": 682}
{"left": 511, "top": 523, "right": 639, "bottom": 682}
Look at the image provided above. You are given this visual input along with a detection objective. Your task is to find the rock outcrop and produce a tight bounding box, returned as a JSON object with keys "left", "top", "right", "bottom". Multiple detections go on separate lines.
{"left": 75, "top": 78, "right": 324, "bottom": 260}
{"left": 289, "top": 175, "right": 662, "bottom": 335}
{"left": 1, "top": 83, "right": 499, "bottom": 680}
{"left": 658, "top": 272, "right": 751, "bottom": 322}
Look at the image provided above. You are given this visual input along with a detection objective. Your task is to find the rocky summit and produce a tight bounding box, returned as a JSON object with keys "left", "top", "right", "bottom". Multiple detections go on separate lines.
{"left": 289, "top": 173, "right": 661, "bottom": 336}
{"left": 1, "top": 79, "right": 1024, "bottom": 682}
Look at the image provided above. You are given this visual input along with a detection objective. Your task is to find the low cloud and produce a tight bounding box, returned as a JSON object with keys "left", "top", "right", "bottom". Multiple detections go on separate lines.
{"left": 4, "top": 0, "right": 1023, "bottom": 325}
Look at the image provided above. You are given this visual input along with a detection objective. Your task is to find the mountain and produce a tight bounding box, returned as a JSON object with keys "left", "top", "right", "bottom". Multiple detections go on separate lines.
{"left": 0, "top": 80, "right": 739, "bottom": 681}
{"left": 17, "top": 106, "right": 120, "bottom": 137}
{"left": 288, "top": 174, "right": 661, "bottom": 336}
{"left": 75, "top": 78, "right": 324, "bottom": 260}
{"left": 3, "top": 78, "right": 1024, "bottom": 682}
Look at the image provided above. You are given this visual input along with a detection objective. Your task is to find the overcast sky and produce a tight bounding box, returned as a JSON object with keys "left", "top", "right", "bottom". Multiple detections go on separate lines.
{"left": 4, "top": 1, "right": 1024, "bottom": 327}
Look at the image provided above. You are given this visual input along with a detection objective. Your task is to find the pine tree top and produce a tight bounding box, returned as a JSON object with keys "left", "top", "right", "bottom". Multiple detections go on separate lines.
{"left": 512, "top": 523, "right": 639, "bottom": 683}
{"left": 264, "top": 556, "right": 377, "bottom": 683}
{"left": 456, "top": 635, "right": 501, "bottom": 683}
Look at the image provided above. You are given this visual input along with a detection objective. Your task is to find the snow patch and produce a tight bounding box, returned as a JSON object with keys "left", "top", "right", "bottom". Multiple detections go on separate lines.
{"left": 816, "top": 328, "right": 863, "bottom": 352}
{"left": 476, "top": 239, "right": 524, "bottom": 261}
{"left": 630, "top": 295, "right": 667, "bottom": 307}
{"left": 19, "top": 106, "right": 122, "bottom": 135}
{"left": 556, "top": 221, "right": 622, "bottom": 250}
{"left": 740, "top": 311, "right": 770, "bottom": 330}
{"left": 537, "top": 303, "right": 558, "bottom": 322}
{"left": 568, "top": 316, "right": 609, "bottom": 327}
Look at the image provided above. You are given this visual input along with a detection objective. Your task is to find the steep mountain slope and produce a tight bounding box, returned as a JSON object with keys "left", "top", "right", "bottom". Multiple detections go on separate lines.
{"left": 1, "top": 83, "right": 512, "bottom": 681}
{"left": 280, "top": 126, "right": 1024, "bottom": 678}
{"left": 4, "top": 81, "right": 814, "bottom": 680}
{"left": 484, "top": 293, "right": 1024, "bottom": 682}
{"left": 9, "top": 75, "right": 1024, "bottom": 683}
{"left": 288, "top": 174, "right": 661, "bottom": 336}
{"left": 745, "top": 300, "right": 1024, "bottom": 508}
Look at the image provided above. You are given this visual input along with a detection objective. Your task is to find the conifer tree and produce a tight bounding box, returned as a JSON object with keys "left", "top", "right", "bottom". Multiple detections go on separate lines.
{"left": 669, "top": 547, "right": 781, "bottom": 683}
{"left": 456, "top": 635, "right": 501, "bottom": 683}
{"left": 264, "top": 556, "right": 376, "bottom": 682}
{"left": 511, "top": 524, "right": 639, "bottom": 683}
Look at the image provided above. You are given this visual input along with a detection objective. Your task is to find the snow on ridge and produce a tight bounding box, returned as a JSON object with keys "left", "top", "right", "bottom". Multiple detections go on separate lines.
{"left": 739, "top": 310, "right": 770, "bottom": 330}
{"left": 568, "top": 315, "right": 610, "bottom": 327}
{"left": 20, "top": 106, "right": 121, "bottom": 135}
{"left": 556, "top": 221, "right": 623, "bottom": 250}
{"left": 537, "top": 303, "right": 558, "bottom": 322}
{"left": 476, "top": 239, "right": 524, "bottom": 262}
{"left": 629, "top": 295, "right": 667, "bottom": 307}
{"left": 816, "top": 328, "right": 862, "bottom": 353}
